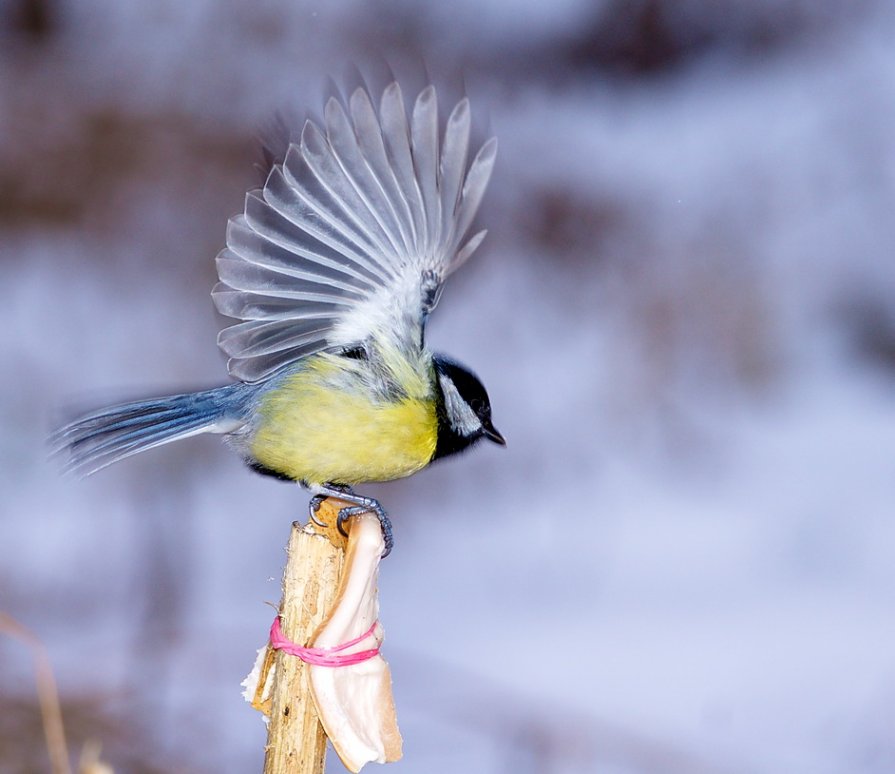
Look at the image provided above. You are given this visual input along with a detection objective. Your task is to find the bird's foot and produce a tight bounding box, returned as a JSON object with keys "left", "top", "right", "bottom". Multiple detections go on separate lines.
{"left": 309, "top": 483, "right": 394, "bottom": 557}
{"left": 307, "top": 483, "right": 353, "bottom": 525}
{"left": 336, "top": 500, "right": 393, "bottom": 558}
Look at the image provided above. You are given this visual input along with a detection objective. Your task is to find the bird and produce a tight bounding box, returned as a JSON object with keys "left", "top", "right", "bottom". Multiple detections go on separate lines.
{"left": 53, "top": 79, "right": 505, "bottom": 555}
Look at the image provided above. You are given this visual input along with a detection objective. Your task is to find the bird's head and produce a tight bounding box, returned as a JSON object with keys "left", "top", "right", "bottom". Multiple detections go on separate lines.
{"left": 432, "top": 355, "right": 504, "bottom": 459}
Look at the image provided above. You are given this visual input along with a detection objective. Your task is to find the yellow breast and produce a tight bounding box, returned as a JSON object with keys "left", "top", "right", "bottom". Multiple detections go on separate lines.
{"left": 249, "top": 356, "right": 438, "bottom": 485}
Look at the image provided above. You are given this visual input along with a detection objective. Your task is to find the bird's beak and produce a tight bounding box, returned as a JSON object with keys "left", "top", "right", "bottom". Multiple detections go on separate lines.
{"left": 483, "top": 421, "right": 506, "bottom": 446}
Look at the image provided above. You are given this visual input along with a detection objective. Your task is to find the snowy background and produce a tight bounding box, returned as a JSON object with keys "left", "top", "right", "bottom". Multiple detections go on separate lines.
{"left": 2, "top": 0, "right": 895, "bottom": 771}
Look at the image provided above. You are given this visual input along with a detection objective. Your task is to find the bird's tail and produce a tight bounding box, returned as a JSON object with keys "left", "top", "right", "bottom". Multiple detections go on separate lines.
{"left": 52, "top": 384, "right": 247, "bottom": 476}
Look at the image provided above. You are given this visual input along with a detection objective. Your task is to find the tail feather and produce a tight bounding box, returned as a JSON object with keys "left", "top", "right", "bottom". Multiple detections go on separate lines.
{"left": 53, "top": 385, "right": 246, "bottom": 476}
{"left": 62, "top": 407, "right": 193, "bottom": 447}
{"left": 59, "top": 396, "right": 192, "bottom": 426}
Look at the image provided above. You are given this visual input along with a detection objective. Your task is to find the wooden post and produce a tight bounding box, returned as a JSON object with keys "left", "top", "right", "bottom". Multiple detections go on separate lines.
{"left": 262, "top": 502, "right": 348, "bottom": 774}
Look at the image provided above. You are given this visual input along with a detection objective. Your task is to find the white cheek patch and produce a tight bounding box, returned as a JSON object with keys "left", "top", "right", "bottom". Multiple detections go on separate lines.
{"left": 439, "top": 374, "right": 482, "bottom": 436}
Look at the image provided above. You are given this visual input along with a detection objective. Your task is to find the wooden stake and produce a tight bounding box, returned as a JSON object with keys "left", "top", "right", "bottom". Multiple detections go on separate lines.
{"left": 263, "top": 502, "right": 348, "bottom": 774}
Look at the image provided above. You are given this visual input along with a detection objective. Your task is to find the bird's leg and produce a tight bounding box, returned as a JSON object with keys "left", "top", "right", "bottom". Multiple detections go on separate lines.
{"left": 309, "top": 483, "right": 394, "bottom": 557}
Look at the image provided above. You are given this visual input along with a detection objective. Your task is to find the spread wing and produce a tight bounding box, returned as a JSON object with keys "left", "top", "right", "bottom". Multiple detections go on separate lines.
{"left": 212, "top": 82, "right": 497, "bottom": 383}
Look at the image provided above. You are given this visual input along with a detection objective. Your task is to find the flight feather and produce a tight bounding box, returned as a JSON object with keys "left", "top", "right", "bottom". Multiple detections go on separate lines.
{"left": 212, "top": 82, "right": 497, "bottom": 383}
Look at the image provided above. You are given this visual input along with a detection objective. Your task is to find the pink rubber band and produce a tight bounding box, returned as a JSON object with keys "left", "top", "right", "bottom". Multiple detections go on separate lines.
{"left": 269, "top": 617, "right": 381, "bottom": 667}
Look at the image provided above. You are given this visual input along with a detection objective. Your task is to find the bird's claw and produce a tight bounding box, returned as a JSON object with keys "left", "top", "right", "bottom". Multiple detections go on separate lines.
{"left": 307, "top": 495, "right": 327, "bottom": 527}
{"left": 336, "top": 501, "right": 394, "bottom": 557}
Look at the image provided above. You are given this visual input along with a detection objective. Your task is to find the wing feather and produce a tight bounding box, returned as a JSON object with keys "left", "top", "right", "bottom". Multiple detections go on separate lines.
{"left": 323, "top": 97, "right": 406, "bottom": 259}
{"left": 271, "top": 160, "right": 392, "bottom": 283}
{"left": 349, "top": 87, "right": 416, "bottom": 255}
{"left": 298, "top": 119, "right": 399, "bottom": 264}
{"left": 411, "top": 85, "right": 441, "bottom": 253}
{"left": 379, "top": 82, "right": 426, "bottom": 250}
{"left": 212, "top": 290, "right": 345, "bottom": 322}
{"left": 439, "top": 98, "right": 471, "bottom": 245}
{"left": 218, "top": 318, "right": 336, "bottom": 358}
{"left": 241, "top": 195, "right": 380, "bottom": 289}
{"left": 451, "top": 137, "right": 498, "bottom": 263}
{"left": 213, "top": 81, "right": 497, "bottom": 382}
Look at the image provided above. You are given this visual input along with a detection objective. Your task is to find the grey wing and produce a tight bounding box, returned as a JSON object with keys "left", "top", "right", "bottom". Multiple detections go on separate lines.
{"left": 212, "top": 82, "right": 498, "bottom": 383}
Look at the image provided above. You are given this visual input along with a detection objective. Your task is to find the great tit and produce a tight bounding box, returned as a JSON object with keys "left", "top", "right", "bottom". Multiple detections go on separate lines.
{"left": 54, "top": 80, "right": 505, "bottom": 554}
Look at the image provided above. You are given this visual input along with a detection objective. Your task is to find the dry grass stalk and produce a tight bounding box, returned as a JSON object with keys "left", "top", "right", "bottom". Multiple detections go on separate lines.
{"left": 0, "top": 611, "right": 72, "bottom": 774}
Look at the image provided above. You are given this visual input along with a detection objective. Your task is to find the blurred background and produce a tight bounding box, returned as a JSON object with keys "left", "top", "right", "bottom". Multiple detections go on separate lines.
{"left": 2, "top": 0, "right": 895, "bottom": 771}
